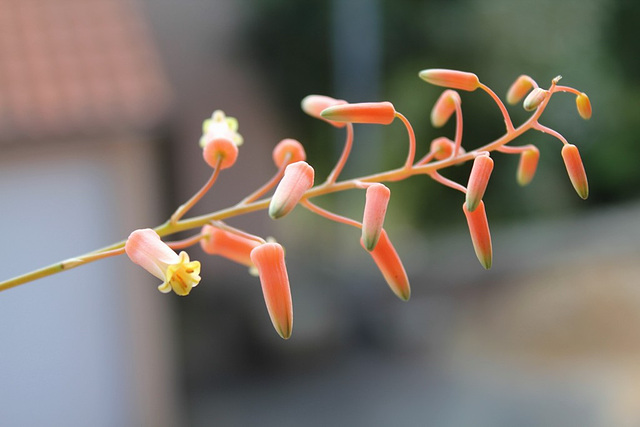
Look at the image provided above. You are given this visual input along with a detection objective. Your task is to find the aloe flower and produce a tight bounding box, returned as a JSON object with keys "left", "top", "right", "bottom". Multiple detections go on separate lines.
{"left": 419, "top": 69, "right": 480, "bottom": 91}
{"left": 431, "top": 90, "right": 460, "bottom": 128}
{"left": 523, "top": 88, "right": 548, "bottom": 111}
{"left": 561, "top": 144, "right": 589, "bottom": 199}
{"left": 466, "top": 154, "right": 494, "bottom": 212}
{"left": 362, "top": 183, "right": 391, "bottom": 251}
{"left": 361, "top": 229, "right": 410, "bottom": 301}
{"left": 506, "top": 75, "right": 534, "bottom": 105}
{"left": 250, "top": 243, "right": 293, "bottom": 339}
{"left": 272, "top": 138, "right": 307, "bottom": 168}
{"left": 269, "top": 161, "right": 315, "bottom": 219}
{"left": 200, "top": 225, "right": 261, "bottom": 267}
{"left": 516, "top": 147, "right": 540, "bottom": 186}
{"left": 301, "top": 95, "right": 348, "bottom": 128}
{"left": 575, "top": 92, "right": 592, "bottom": 120}
{"left": 462, "top": 201, "right": 492, "bottom": 270}
{"left": 321, "top": 102, "right": 397, "bottom": 125}
{"left": 125, "top": 228, "right": 201, "bottom": 296}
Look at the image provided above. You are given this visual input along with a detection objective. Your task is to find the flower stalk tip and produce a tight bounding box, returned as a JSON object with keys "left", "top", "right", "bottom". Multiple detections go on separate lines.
{"left": 269, "top": 161, "right": 315, "bottom": 219}
{"left": 419, "top": 68, "right": 480, "bottom": 91}
{"left": 125, "top": 229, "right": 201, "bottom": 296}
{"left": 362, "top": 183, "right": 391, "bottom": 251}
{"left": 361, "top": 229, "right": 410, "bottom": 301}
{"left": 250, "top": 243, "right": 293, "bottom": 339}
{"left": 465, "top": 154, "right": 494, "bottom": 212}
{"left": 561, "top": 144, "right": 589, "bottom": 199}
{"left": 320, "top": 101, "right": 396, "bottom": 125}
{"left": 462, "top": 201, "right": 493, "bottom": 270}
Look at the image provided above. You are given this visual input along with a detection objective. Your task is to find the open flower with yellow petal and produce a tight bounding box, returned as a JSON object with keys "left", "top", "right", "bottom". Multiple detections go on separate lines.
{"left": 125, "top": 228, "right": 201, "bottom": 296}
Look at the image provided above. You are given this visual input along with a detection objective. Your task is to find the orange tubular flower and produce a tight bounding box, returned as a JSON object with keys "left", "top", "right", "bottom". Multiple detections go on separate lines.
{"left": 523, "top": 88, "right": 548, "bottom": 111}
{"left": 320, "top": 101, "right": 397, "bottom": 125}
{"left": 125, "top": 228, "right": 201, "bottom": 296}
{"left": 301, "top": 94, "right": 348, "bottom": 128}
{"left": 362, "top": 183, "right": 391, "bottom": 251}
{"left": 516, "top": 147, "right": 540, "bottom": 186}
{"left": 200, "top": 224, "right": 261, "bottom": 268}
{"left": 465, "top": 154, "right": 494, "bottom": 212}
{"left": 561, "top": 144, "right": 589, "bottom": 199}
{"left": 361, "top": 229, "right": 410, "bottom": 301}
{"left": 431, "top": 90, "right": 461, "bottom": 128}
{"left": 250, "top": 243, "right": 293, "bottom": 339}
{"left": 430, "top": 137, "right": 461, "bottom": 160}
{"left": 418, "top": 68, "right": 480, "bottom": 91}
{"left": 462, "top": 201, "right": 493, "bottom": 270}
{"left": 576, "top": 92, "right": 592, "bottom": 120}
{"left": 272, "top": 138, "right": 307, "bottom": 168}
{"left": 269, "top": 161, "right": 315, "bottom": 219}
{"left": 506, "top": 75, "right": 534, "bottom": 105}
{"left": 202, "top": 137, "right": 239, "bottom": 169}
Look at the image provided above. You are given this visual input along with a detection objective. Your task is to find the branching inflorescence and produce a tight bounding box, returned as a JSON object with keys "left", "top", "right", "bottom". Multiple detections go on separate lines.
{"left": 0, "top": 68, "right": 592, "bottom": 339}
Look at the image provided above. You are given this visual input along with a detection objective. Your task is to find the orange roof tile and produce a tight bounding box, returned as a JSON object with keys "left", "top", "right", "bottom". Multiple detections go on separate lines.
{"left": 0, "top": 0, "right": 171, "bottom": 141}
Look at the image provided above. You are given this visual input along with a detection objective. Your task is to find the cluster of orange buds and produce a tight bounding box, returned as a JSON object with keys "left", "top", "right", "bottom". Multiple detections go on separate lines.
{"left": 120, "top": 67, "right": 591, "bottom": 340}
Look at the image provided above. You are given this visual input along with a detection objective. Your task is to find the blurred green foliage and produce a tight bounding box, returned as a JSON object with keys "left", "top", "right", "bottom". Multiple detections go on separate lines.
{"left": 243, "top": 0, "right": 639, "bottom": 231}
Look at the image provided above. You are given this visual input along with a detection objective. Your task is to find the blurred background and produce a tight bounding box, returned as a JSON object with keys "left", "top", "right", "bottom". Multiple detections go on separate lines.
{"left": 1, "top": 0, "right": 639, "bottom": 426}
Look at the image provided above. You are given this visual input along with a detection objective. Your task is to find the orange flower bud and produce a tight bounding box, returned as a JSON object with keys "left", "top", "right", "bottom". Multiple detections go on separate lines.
{"left": 418, "top": 68, "right": 480, "bottom": 91}
{"left": 202, "top": 137, "right": 239, "bottom": 169}
{"left": 462, "top": 201, "right": 492, "bottom": 270}
{"left": 200, "top": 225, "right": 261, "bottom": 267}
{"left": 272, "top": 138, "right": 307, "bottom": 168}
{"left": 506, "top": 75, "right": 534, "bottom": 105}
{"left": 561, "top": 144, "right": 589, "bottom": 199}
{"left": 576, "top": 92, "right": 592, "bottom": 120}
{"left": 516, "top": 147, "right": 540, "bottom": 186}
{"left": 320, "top": 102, "right": 396, "bottom": 125}
{"left": 361, "top": 229, "right": 410, "bottom": 301}
{"left": 465, "top": 154, "right": 494, "bottom": 212}
{"left": 362, "top": 184, "right": 391, "bottom": 251}
{"left": 250, "top": 243, "right": 293, "bottom": 339}
{"left": 431, "top": 90, "right": 461, "bottom": 128}
{"left": 269, "top": 161, "right": 315, "bottom": 219}
{"left": 430, "top": 137, "right": 462, "bottom": 160}
{"left": 523, "top": 88, "right": 548, "bottom": 111}
{"left": 301, "top": 94, "right": 348, "bottom": 128}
